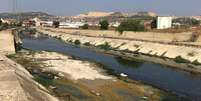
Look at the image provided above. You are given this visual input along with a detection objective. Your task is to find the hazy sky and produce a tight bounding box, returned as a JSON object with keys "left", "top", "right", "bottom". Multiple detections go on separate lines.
{"left": 0, "top": 0, "right": 201, "bottom": 16}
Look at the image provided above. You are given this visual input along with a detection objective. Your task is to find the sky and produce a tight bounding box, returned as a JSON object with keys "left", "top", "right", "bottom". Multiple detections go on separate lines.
{"left": 0, "top": 0, "right": 201, "bottom": 16}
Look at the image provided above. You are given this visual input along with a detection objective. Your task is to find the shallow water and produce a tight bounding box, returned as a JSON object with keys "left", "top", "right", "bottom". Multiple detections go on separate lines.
{"left": 33, "top": 69, "right": 89, "bottom": 101}
{"left": 20, "top": 34, "right": 201, "bottom": 101}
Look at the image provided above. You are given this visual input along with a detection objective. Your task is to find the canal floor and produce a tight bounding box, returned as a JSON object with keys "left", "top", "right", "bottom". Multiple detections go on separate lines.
{"left": 20, "top": 34, "right": 201, "bottom": 101}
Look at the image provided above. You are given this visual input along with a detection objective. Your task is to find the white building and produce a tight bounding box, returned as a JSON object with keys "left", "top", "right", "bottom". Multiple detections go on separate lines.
{"left": 40, "top": 21, "right": 53, "bottom": 27}
{"left": 109, "top": 22, "right": 120, "bottom": 27}
{"left": 59, "top": 21, "right": 85, "bottom": 29}
{"left": 157, "top": 16, "right": 172, "bottom": 29}
{"left": 0, "top": 18, "right": 11, "bottom": 24}
{"left": 31, "top": 17, "right": 41, "bottom": 27}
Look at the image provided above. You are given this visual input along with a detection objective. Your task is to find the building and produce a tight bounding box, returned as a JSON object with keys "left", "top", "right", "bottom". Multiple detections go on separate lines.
{"left": 59, "top": 21, "right": 85, "bottom": 29}
{"left": 0, "top": 18, "right": 13, "bottom": 24}
{"left": 109, "top": 22, "right": 120, "bottom": 28}
{"left": 157, "top": 16, "right": 172, "bottom": 29}
{"left": 31, "top": 18, "right": 41, "bottom": 27}
{"left": 22, "top": 20, "right": 35, "bottom": 27}
{"left": 40, "top": 21, "right": 53, "bottom": 27}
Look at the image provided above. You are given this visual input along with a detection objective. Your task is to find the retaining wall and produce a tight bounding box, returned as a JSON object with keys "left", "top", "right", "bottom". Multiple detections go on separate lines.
{"left": 37, "top": 28, "right": 201, "bottom": 64}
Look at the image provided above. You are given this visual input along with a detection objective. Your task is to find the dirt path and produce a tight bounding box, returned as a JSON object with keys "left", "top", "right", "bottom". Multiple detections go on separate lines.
{"left": 0, "top": 30, "right": 15, "bottom": 55}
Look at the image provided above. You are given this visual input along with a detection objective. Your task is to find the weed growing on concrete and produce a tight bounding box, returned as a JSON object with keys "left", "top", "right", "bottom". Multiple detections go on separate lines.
{"left": 174, "top": 56, "right": 191, "bottom": 63}
{"left": 74, "top": 40, "right": 81, "bottom": 45}
{"left": 133, "top": 44, "right": 140, "bottom": 48}
{"left": 97, "top": 42, "right": 112, "bottom": 50}
{"left": 192, "top": 60, "right": 201, "bottom": 65}
{"left": 187, "top": 51, "right": 196, "bottom": 57}
{"left": 84, "top": 42, "right": 91, "bottom": 46}
{"left": 161, "top": 51, "right": 167, "bottom": 57}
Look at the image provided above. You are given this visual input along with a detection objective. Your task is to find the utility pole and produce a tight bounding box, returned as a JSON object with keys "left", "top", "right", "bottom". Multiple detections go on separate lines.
{"left": 12, "top": 0, "right": 20, "bottom": 22}
{"left": 12, "top": 0, "right": 17, "bottom": 14}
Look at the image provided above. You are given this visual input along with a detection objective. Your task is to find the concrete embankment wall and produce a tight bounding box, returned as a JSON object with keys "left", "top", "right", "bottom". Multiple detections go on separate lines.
{"left": 0, "top": 30, "right": 15, "bottom": 55}
{"left": 38, "top": 28, "right": 201, "bottom": 64}
{"left": 42, "top": 27, "right": 193, "bottom": 43}
{"left": 0, "top": 55, "right": 59, "bottom": 101}
{"left": 0, "top": 30, "right": 58, "bottom": 101}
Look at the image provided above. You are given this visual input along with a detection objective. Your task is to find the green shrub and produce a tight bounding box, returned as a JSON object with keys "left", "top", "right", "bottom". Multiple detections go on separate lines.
{"left": 74, "top": 40, "right": 81, "bottom": 45}
{"left": 116, "top": 19, "right": 145, "bottom": 33}
{"left": 174, "top": 56, "right": 191, "bottom": 63}
{"left": 57, "top": 37, "right": 62, "bottom": 40}
{"left": 0, "top": 20, "right": 2, "bottom": 26}
{"left": 84, "top": 42, "right": 91, "bottom": 46}
{"left": 81, "top": 24, "right": 89, "bottom": 29}
{"left": 192, "top": 60, "right": 201, "bottom": 65}
{"left": 97, "top": 42, "right": 111, "bottom": 50}
{"left": 99, "top": 20, "right": 109, "bottom": 30}
{"left": 53, "top": 21, "right": 60, "bottom": 28}
{"left": 191, "top": 18, "right": 200, "bottom": 26}
{"left": 189, "top": 32, "right": 200, "bottom": 42}
{"left": 133, "top": 44, "right": 140, "bottom": 48}
{"left": 187, "top": 51, "right": 195, "bottom": 57}
{"left": 68, "top": 40, "right": 73, "bottom": 43}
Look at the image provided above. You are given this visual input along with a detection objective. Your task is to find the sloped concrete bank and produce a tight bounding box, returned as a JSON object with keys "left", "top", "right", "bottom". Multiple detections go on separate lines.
{"left": 0, "top": 55, "right": 59, "bottom": 101}
{"left": 37, "top": 28, "right": 201, "bottom": 74}
{"left": 0, "top": 29, "right": 58, "bottom": 101}
{"left": 41, "top": 27, "right": 192, "bottom": 43}
{"left": 0, "top": 30, "right": 15, "bottom": 55}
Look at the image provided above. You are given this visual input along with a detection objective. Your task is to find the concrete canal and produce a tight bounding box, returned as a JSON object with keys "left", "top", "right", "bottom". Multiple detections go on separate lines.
{"left": 14, "top": 31, "right": 201, "bottom": 101}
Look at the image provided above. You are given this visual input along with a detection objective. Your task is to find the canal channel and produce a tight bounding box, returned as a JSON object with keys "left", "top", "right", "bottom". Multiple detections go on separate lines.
{"left": 19, "top": 32, "right": 201, "bottom": 101}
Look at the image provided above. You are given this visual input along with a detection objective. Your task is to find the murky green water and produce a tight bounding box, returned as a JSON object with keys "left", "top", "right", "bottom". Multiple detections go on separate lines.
{"left": 16, "top": 32, "right": 201, "bottom": 101}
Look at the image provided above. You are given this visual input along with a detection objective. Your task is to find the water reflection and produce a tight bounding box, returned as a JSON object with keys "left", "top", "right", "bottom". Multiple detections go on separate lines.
{"left": 115, "top": 57, "right": 143, "bottom": 68}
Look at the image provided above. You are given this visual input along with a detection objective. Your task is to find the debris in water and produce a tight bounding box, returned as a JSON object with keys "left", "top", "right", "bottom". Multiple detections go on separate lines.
{"left": 120, "top": 73, "right": 128, "bottom": 77}
{"left": 54, "top": 76, "right": 59, "bottom": 80}
{"left": 49, "top": 85, "right": 57, "bottom": 90}
{"left": 141, "top": 96, "right": 148, "bottom": 100}
{"left": 91, "top": 90, "right": 101, "bottom": 96}
{"left": 58, "top": 73, "right": 65, "bottom": 77}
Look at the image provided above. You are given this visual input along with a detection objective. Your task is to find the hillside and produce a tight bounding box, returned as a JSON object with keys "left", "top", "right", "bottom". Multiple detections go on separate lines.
{"left": 76, "top": 11, "right": 113, "bottom": 18}
{"left": 0, "top": 12, "right": 54, "bottom": 21}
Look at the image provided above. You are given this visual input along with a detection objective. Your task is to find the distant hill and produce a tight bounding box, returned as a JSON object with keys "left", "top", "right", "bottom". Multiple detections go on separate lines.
{"left": 74, "top": 11, "right": 157, "bottom": 18}
{"left": 0, "top": 12, "right": 54, "bottom": 21}
{"left": 75, "top": 11, "right": 114, "bottom": 18}
{"left": 0, "top": 11, "right": 157, "bottom": 23}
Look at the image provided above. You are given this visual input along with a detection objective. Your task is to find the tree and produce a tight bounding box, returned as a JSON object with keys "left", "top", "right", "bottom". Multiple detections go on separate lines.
{"left": 99, "top": 20, "right": 109, "bottom": 30}
{"left": 116, "top": 19, "right": 145, "bottom": 33}
{"left": 81, "top": 24, "right": 89, "bottom": 29}
{"left": 0, "top": 20, "right": 2, "bottom": 26}
{"left": 191, "top": 18, "right": 200, "bottom": 26}
{"left": 13, "top": 21, "right": 22, "bottom": 27}
{"left": 2, "top": 23, "right": 8, "bottom": 29}
{"left": 53, "top": 21, "right": 60, "bottom": 28}
{"left": 173, "top": 17, "right": 200, "bottom": 27}
{"left": 189, "top": 32, "right": 200, "bottom": 42}
{"left": 151, "top": 19, "right": 157, "bottom": 29}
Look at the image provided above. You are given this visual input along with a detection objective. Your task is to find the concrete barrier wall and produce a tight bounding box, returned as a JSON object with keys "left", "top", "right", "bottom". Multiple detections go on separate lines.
{"left": 0, "top": 30, "right": 15, "bottom": 55}
{"left": 0, "top": 55, "right": 59, "bottom": 101}
{"left": 42, "top": 27, "right": 192, "bottom": 42}
{"left": 0, "top": 29, "right": 59, "bottom": 101}
{"left": 38, "top": 28, "right": 201, "bottom": 63}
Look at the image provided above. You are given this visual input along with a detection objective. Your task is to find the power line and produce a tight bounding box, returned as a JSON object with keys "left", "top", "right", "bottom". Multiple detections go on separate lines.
{"left": 12, "top": 0, "right": 21, "bottom": 22}
{"left": 12, "top": 0, "right": 17, "bottom": 14}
